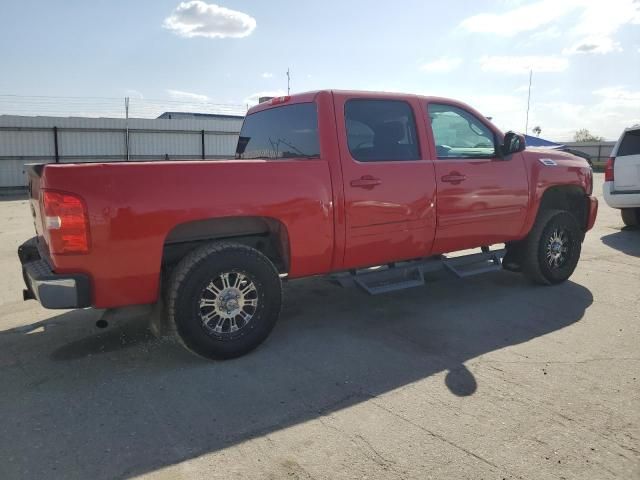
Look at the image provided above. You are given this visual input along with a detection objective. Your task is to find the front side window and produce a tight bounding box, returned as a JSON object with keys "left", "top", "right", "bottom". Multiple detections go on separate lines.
{"left": 345, "top": 100, "right": 420, "bottom": 162}
{"left": 236, "top": 103, "right": 320, "bottom": 159}
{"left": 427, "top": 103, "right": 496, "bottom": 159}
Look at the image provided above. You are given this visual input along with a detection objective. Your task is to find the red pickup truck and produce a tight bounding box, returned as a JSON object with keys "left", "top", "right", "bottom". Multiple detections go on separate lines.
{"left": 19, "top": 90, "right": 598, "bottom": 359}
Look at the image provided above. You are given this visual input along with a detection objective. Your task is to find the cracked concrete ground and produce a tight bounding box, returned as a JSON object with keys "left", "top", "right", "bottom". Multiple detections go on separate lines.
{"left": 0, "top": 173, "right": 638, "bottom": 479}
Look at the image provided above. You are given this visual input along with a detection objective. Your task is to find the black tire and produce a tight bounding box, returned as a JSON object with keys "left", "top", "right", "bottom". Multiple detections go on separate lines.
{"left": 521, "top": 210, "right": 582, "bottom": 285}
{"left": 621, "top": 208, "right": 640, "bottom": 227}
{"left": 167, "top": 242, "right": 282, "bottom": 360}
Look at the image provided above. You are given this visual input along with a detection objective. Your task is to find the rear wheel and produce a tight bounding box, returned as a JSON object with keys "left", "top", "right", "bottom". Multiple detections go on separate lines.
{"left": 521, "top": 210, "right": 582, "bottom": 285}
{"left": 167, "top": 242, "right": 282, "bottom": 360}
{"left": 621, "top": 208, "right": 640, "bottom": 227}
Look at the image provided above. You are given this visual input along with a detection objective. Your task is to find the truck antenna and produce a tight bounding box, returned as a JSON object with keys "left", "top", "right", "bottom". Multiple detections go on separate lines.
{"left": 286, "top": 68, "right": 291, "bottom": 95}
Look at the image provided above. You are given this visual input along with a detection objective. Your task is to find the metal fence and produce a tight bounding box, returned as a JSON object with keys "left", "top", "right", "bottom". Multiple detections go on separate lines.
{"left": 0, "top": 115, "right": 244, "bottom": 189}
{"left": 563, "top": 141, "right": 617, "bottom": 165}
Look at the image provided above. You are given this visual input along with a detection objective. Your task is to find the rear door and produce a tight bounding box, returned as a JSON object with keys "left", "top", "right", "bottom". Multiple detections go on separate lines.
{"left": 613, "top": 128, "right": 640, "bottom": 192}
{"left": 334, "top": 94, "right": 437, "bottom": 269}
{"left": 424, "top": 102, "right": 529, "bottom": 253}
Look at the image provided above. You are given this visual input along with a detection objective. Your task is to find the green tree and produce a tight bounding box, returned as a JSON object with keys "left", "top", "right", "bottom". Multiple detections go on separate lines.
{"left": 574, "top": 129, "right": 604, "bottom": 142}
{"left": 532, "top": 125, "right": 542, "bottom": 137}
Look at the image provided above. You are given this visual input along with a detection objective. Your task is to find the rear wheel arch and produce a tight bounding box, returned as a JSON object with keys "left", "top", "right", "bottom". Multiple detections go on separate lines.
{"left": 161, "top": 216, "right": 291, "bottom": 274}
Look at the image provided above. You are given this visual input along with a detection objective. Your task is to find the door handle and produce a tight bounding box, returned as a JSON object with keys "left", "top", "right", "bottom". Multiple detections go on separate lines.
{"left": 441, "top": 172, "right": 467, "bottom": 184}
{"left": 350, "top": 175, "right": 382, "bottom": 189}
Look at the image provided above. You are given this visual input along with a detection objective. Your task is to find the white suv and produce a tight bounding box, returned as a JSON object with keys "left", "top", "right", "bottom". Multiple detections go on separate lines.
{"left": 603, "top": 125, "right": 640, "bottom": 226}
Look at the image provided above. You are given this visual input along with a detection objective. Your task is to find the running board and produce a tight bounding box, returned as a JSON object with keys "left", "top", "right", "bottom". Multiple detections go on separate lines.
{"left": 331, "top": 248, "right": 505, "bottom": 295}
{"left": 354, "top": 266, "right": 425, "bottom": 295}
{"left": 442, "top": 250, "right": 503, "bottom": 278}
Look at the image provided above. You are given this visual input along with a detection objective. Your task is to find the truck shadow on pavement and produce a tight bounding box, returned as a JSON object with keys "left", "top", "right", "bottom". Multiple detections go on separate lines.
{"left": 601, "top": 227, "right": 640, "bottom": 257}
{"left": 0, "top": 272, "right": 593, "bottom": 479}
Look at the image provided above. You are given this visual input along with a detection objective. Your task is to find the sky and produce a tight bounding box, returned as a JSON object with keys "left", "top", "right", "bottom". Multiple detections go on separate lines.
{"left": 0, "top": 0, "right": 638, "bottom": 140}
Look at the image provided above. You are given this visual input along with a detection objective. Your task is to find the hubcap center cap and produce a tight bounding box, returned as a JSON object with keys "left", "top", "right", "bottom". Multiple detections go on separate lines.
{"left": 199, "top": 272, "right": 259, "bottom": 335}
{"left": 218, "top": 288, "right": 242, "bottom": 316}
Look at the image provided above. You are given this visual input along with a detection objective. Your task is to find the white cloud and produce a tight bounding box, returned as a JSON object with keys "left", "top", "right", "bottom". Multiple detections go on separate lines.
{"left": 490, "top": 97, "right": 635, "bottom": 140}
{"left": 166, "top": 89, "right": 210, "bottom": 102}
{"left": 124, "top": 89, "right": 144, "bottom": 99}
{"left": 244, "top": 90, "right": 287, "bottom": 106}
{"left": 523, "top": 87, "right": 640, "bottom": 140}
{"left": 163, "top": 1, "right": 256, "bottom": 39}
{"left": 592, "top": 86, "right": 640, "bottom": 105}
{"left": 529, "top": 25, "right": 563, "bottom": 41}
{"left": 570, "top": 0, "right": 640, "bottom": 38}
{"left": 480, "top": 55, "right": 568, "bottom": 74}
{"left": 515, "top": 84, "right": 534, "bottom": 93}
{"left": 261, "top": 72, "right": 274, "bottom": 79}
{"left": 461, "top": 0, "right": 640, "bottom": 55}
{"left": 415, "top": 86, "right": 637, "bottom": 140}
{"left": 419, "top": 57, "right": 462, "bottom": 73}
{"left": 460, "top": 0, "right": 577, "bottom": 36}
{"left": 563, "top": 36, "right": 622, "bottom": 54}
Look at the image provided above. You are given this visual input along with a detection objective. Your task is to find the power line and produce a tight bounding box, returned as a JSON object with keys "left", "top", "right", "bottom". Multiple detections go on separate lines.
{"left": 0, "top": 94, "right": 247, "bottom": 118}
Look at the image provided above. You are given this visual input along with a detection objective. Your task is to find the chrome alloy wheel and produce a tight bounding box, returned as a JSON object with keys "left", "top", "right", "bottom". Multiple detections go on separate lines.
{"left": 545, "top": 229, "right": 570, "bottom": 269}
{"left": 198, "top": 272, "right": 259, "bottom": 336}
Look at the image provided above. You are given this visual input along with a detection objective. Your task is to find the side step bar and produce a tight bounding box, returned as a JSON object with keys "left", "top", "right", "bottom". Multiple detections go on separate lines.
{"left": 442, "top": 250, "right": 503, "bottom": 278}
{"left": 331, "top": 247, "right": 506, "bottom": 295}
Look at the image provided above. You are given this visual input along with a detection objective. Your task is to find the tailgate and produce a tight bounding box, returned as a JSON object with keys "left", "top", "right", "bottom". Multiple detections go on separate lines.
{"left": 613, "top": 129, "right": 640, "bottom": 192}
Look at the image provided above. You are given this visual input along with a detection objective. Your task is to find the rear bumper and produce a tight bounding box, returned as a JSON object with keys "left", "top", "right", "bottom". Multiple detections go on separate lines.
{"left": 603, "top": 181, "right": 640, "bottom": 209}
{"left": 586, "top": 195, "right": 598, "bottom": 232}
{"left": 18, "top": 237, "right": 91, "bottom": 309}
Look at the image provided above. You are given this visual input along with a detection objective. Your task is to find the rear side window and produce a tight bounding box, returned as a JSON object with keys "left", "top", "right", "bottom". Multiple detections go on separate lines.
{"left": 617, "top": 129, "right": 640, "bottom": 157}
{"left": 236, "top": 103, "right": 320, "bottom": 159}
{"left": 345, "top": 100, "right": 420, "bottom": 161}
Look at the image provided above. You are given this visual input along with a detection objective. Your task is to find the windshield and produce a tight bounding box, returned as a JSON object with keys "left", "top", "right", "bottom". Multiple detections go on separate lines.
{"left": 236, "top": 102, "right": 320, "bottom": 160}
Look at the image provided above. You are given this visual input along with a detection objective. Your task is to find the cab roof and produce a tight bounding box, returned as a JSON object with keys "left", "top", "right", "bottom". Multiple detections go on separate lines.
{"left": 247, "top": 89, "right": 472, "bottom": 115}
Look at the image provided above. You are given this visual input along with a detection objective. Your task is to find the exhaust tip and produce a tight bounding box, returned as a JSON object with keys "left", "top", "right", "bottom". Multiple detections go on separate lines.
{"left": 96, "top": 319, "right": 109, "bottom": 329}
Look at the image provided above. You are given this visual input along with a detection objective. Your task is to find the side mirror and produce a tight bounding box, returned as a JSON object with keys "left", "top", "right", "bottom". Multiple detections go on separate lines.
{"left": 501, "top": 131, "right": 526, "bottom": 156}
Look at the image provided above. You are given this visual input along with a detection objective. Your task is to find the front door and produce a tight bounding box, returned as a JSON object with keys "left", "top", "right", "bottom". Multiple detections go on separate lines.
{"left": 425, "top": 102, "right": 529, "bottom": 253}
{"left": 335, "top": 95, "right": 437, "bottom": 269}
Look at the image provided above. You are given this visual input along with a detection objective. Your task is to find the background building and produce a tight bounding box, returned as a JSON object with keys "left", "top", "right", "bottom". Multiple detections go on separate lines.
{"left": 0, "top": 113, "right": 243, "bottom": 191}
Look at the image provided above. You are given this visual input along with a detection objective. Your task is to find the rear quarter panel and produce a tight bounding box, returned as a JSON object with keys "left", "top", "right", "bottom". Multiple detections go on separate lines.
{"left": 41, "top": 160, "right": 333, "bottom": 308}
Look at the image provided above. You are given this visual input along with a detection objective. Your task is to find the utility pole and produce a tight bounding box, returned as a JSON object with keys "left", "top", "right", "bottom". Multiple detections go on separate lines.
{"left": 125, "top": 96, "right": 130, "bottom": 161}
{"left": 286, "top": 68, "right": 291, "bottom": 95}
{"left": 525, "top": 69, "right": 532, "bottom": 134}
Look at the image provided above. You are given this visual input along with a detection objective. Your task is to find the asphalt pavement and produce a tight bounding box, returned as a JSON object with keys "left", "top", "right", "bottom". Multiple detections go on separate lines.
{"left": 0, "top": 173, "right": 638, "bottom": 480}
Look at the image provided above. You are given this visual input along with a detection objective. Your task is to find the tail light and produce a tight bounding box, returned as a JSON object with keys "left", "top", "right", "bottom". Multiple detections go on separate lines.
{"left": 604, "top": 157, "right": 615, "bottom": 182}
{"left": 586, "top": 168, "right": 593, "bottom": 195}
{"left": 42, "top": 190, "right": 90, "bottom": 254}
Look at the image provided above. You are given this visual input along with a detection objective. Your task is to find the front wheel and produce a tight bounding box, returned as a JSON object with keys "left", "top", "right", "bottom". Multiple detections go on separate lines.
{"left": 167, "top": 242, "right": 282, "bottom": 360}
{"left": 521, "top": 210, "right": 582, "bottom": 285}
{"left": 621, "top": 208, "right": 640, "bottom": 227}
